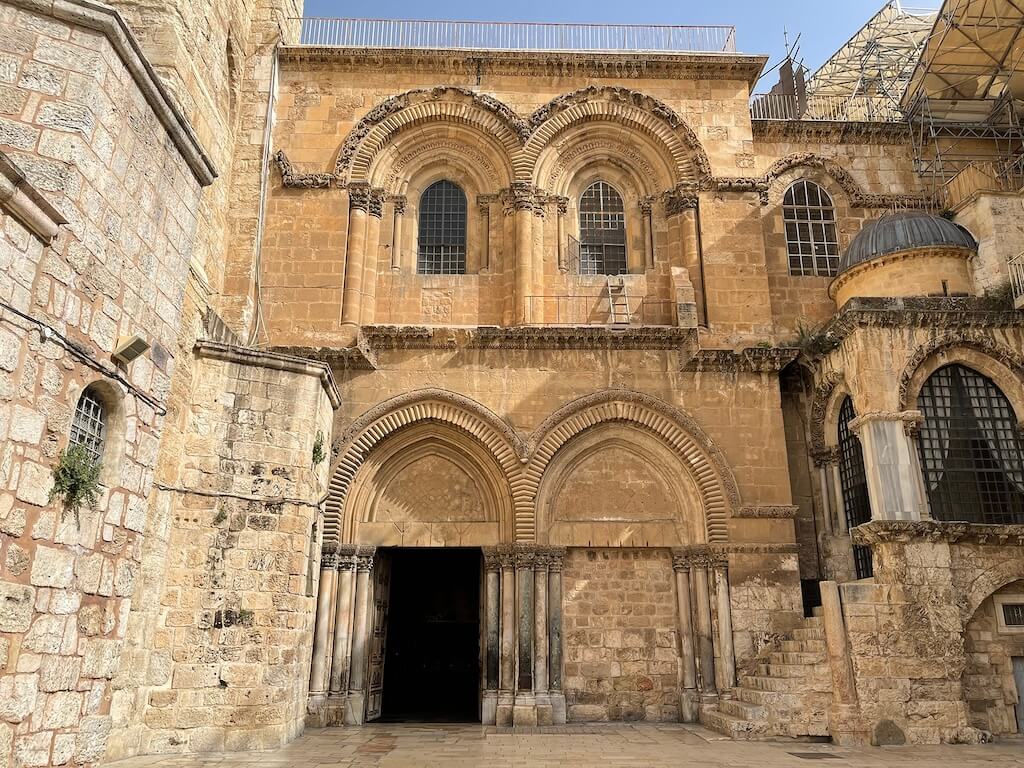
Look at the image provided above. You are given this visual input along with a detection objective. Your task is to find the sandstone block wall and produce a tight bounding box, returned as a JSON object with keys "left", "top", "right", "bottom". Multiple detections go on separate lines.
{"left": 0, "top": 2, "right": 209, "bottom": 766}
{"left": 108, "top": 346, "right": 335, "bottom": 756}
{"left": 562, "top": 548, "right": 681, "bottom": 722}
{"left": 964, "top": 582, "right": 1024, "bottom": 736}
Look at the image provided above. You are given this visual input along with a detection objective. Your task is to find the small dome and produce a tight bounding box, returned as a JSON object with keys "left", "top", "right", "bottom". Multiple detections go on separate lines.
{"left": 840, "top": 211, "right": 976, "bottom": 273}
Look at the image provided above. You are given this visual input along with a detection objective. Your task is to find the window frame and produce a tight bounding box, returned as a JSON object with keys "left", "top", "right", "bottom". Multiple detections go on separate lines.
{"left": 782, "top": 179, "right": 840, "bottom": 278}
{"left": 837, "top": 395, "right": 873, "bottom": 579}
{"left": 70, "top": 385, "right": 107, "bottom": 465}
{"left": 578, "top": 180, "right": 628, "bottom": 276}
{"left": 416, "top": 179, "right": 468, "bottom": 276}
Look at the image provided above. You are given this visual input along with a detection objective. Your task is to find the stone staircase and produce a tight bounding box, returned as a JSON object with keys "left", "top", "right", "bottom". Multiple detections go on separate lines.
{"left": 702, "top": 616, "right": 832, "bottom": 739}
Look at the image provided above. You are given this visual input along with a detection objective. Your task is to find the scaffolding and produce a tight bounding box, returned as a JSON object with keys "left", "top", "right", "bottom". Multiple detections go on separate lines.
{"left": 901, "top": 0, "right": 1024, "bottom": 197}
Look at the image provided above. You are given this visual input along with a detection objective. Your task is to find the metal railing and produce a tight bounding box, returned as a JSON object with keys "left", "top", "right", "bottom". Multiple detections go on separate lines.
{"left": 524, "top": 295, "right": 675, "bottom": 326}
{"left": 943, "top": 161, "right": 1024, "bottom": 210}
{"left": 1010, "top": 252, "right": 1024, "bottom": 310}
{"left": 749, "top": 92, "right": 904, "bottom": 123}
{"left": 296, "top": 18, "right": 737, "bottom": 53}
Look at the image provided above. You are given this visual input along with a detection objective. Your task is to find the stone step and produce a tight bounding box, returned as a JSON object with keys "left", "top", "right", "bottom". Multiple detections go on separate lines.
{"left": 701, "top": 708, "right": 769, "bottom": 740}
{"left": 769, "top": 650, "right": 827, "bottom": 666}
{"left": 718, "top": 697, "right": 765, "bottom": 720}
{"left": 792, "top": 627, "right": 826, "bottom": 641}
{"left": 766, "top": 662, "right": 832, "bottom": 679}
{"left": 780, "top": 639, "right": 826, "bottom": 654}
{"left": 739, "top": 674, "right": 832, "bottom": 694}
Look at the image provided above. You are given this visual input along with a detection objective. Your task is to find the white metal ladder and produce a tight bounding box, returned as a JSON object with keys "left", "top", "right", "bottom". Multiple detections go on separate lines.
{"left": 605, "top": 276, "right": 631, "bottom": 325}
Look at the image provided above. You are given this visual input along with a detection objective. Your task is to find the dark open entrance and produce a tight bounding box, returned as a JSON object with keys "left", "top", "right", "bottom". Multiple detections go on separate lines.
{"left": 381, "top": 548, "right": 481, "bottom": 722}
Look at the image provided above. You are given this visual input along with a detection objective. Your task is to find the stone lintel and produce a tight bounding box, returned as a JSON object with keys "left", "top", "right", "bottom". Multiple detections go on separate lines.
{"left": 0, "top": 151, "right": 66, "bottom": 243}
{"left": 851, "top": 520, "right": 1024, "bottom": 546}
{"left": 734, "top": 505, "right": 799, "bottom": 519}
{"left": 5, "top": 0, "right": 217, "bottom": 185}
{"left": 195, "top": 340, "right": 342, "bottom": 408}
{"left": 680, "top": 347, "right": 800, "bottom": 373}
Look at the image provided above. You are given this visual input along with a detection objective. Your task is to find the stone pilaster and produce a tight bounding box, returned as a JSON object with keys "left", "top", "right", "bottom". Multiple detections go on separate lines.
{"left": 341, "top": 184, "right": 370, "bottom": 335}
{"left": 326, "top": 545, "right": 359, "bottom": 724}
{"left": 547, "top": 548, "right": 567, "bottom": 724}
{"left": 671, "top": 551, "right": 699, "bottom": 721}
{"left": 482, "top": 547, "right": 502, "bottom": 725}
{"left": 360, "top": 188, "right": 386, "bottom": 325}
{"left": 389, "top": 195, "right": 406, "bottom": 271}
{"left": 692, "top": 563, "right": 716, "bottom": 697}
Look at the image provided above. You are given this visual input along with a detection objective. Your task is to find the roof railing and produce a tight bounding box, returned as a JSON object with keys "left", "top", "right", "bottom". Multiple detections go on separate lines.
{"left": 749, "top": 92, "right": 904, "bottom": 123}
{"left": 294, "top": 18, "right": 737, "bottom": 53}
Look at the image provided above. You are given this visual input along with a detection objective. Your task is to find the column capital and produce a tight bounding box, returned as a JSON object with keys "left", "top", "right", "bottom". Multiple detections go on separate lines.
{"left": 355, "top": 545, "right": 376, "bottom": 572}
{"left": 848, "top": 409, "right": 923, "bottom": 437}
{"left": 554, "top": 195, "right": 569, "bottom": 216}
{"left": 477, "top": 193, "right": 498, "bottom": 213}
{"left": 640, "top": 195, "right": 655, "bottom": 215}
{"left": 671, "top": 545, "right": 727, "bottom": 570}
{"left": 501, "top": 182, "right": 546, "bottom": 217}
{"left": 483, "top": 546, "right": 503, "bottom": 572}
{"left": 389, "top": 194, "right": 407, "bottom": 216}
{"left": 812, "top": 446, "right": 841, "bottom": 467}
{"left": 334, "top": 544, "right": 359, "bottom": 570}
{"left": 347, "top": 184, "right": 386, "bottom": 217}
{"left": 664, "top": 192, "right": 698, "bottom": 216}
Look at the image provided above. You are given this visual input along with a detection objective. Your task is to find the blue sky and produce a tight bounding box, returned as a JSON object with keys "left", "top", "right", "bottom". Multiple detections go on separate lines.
{"left": 301, "top": 0, "right": 941, "bottom": 86}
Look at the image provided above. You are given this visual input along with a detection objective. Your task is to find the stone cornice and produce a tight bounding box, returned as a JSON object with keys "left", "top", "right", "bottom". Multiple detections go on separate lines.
{"left": 359, "top": 324, "right": 699, "bottom": 351}
{"left": 752, "top": 119, "right": 913, "bottom": 145}
{"left": 269, "top": 345, "right": 378, "bottom": 371}
{"left": 7, "top": 0, "right": 216, "bottom": 185}
{"left": 279, "top": 47, "right": 768, "bottom": 86}
{"left": 734, "top": 505, "right": 800, "bottom": 519}
{"left": 194, "top": 340, "right": 341, "bottom": 408}
{"left": 0, "top": 151, "right": 66, "bottom": 244}
{"left": 852, "top": 520, "right": 1024, "bottom": 546}
{"left": 672, "top": 542, "right": 798, "bottom": 568}
{"left": 680, "top": 347, "right": 799, "bottom": 373}
{"left": 274, "top": 149, "right": 335, "bottom": 188}
{"left": 822, "top": 297, "right": 1022, "bottom": 344}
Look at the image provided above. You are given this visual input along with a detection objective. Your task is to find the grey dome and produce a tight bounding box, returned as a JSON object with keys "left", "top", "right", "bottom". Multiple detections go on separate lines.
{"left": 840, "top": 211, "right": 976, "bottom": 273}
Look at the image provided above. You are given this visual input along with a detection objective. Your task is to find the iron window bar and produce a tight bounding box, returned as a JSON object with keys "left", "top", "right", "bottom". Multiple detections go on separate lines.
{"left": 783, "top": 180, "right": 840, "bottom": 277}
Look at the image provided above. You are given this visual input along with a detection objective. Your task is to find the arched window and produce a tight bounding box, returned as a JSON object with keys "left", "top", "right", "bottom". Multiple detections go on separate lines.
{"left": 417, "top": 180, "right": 467, "bottom": 275}
{"left": 837, "top": 396, "right": 873, "bottom": 578}
{"left": 783, "top": 180, "right": 839, "bottom": 277}
{"left": 579, "top": 181, "right": 627, "bottom": 275}
{"left": 70, "top": 385, "right": 106, "bottom": 463}
{"left": 916, "top": 364, "right": 1024, "bottom": 524}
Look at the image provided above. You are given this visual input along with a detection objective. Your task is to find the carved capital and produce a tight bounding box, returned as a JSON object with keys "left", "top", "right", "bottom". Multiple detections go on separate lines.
{"left": 483, "top": 546, "right": 502, "bottom": 572}
{"left": 477, "top": 193, "right": 497, "bottom": 214}
{"left": 390, "top": 195, "right": 407, "bottom": 216}
{"left": 513, "top": 543, "right": 537, "bottom": 569}
{"left": 640, "top": 196, "right": 655, "bottom": 215}
{"left": 671, "top": 545, "right": 726, "bottom": 570}
{"left": 848, "top": 410, "right": 924, "bottom": 436}
{"left": 554, "top": 196, "right": 569, "bottom": 216}
{"left": 852, "top": 520, "right": 1024, "bottom": 546}
{"left": 811, "top": 447, "right": 841, "bottom": 467}
{"left": 334, "top": 543, "right": 359, "bottom": 571}
{"left": 734, "top": 505, "right": 800, "bottom": 519}
{"left": 348, "top": 183, "right": 372, "bottom": 213}
{"left": 355, "top": 545, "right": 376, "bottom": 572}
{"left": 368, "top": 188, "right": 386, "bottom": 218}
{"left": 501, "top": 183, "right": 545, "bottom": 217}
{"left": 664, "top": 193, "right": 698, "bottom": 216}
{"left": 544, "top": 546, "right": 567, "bottom": 573}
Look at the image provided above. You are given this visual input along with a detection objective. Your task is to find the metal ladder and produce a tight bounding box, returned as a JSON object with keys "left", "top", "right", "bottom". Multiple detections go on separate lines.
{"left": 605, "top": 275, "right": 631, "bottom": 326}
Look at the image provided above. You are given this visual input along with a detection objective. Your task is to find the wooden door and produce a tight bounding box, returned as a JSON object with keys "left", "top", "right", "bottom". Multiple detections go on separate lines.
{"left": 1013, "top": 656, "right": 1024, "bottom": 734}
{"left": 365, "top": 550, "right": 391, "bottom": 721}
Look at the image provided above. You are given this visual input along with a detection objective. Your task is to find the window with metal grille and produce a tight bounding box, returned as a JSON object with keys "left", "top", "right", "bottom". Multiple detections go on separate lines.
{"left": 70, "top": 387, "right": 106, "bottom": 464}
{"left": 783, "top": 180, "right": 840, "bottom": 277}
{"left": 579, "top": 181, "right": 627, "bottom": 275}
{"left": 1003, "top": 603, "right": 1024, "bottom": 627}
{"left": 916, "top": 364, "right": 1024, "bottom": 525}
{"left": 837, "top": 396, "right": 873, "bottom": 578}
{"left": 417, "top": 180, "right": 467, "bottom": 275}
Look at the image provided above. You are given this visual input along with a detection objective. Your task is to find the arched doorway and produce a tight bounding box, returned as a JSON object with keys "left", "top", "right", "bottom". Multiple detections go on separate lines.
{"left": 963, "top": 580, "right": 1024, "bottom": 735}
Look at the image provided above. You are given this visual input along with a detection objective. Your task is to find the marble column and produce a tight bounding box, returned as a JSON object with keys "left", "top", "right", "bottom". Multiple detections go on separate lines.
{"left": 671, "top": 551, "right": 699, "bottom": 722}
{"left": 507, "top": 184, "right": 536, "bottom": 325}
{"left": 360, "top": 189, "right": 384, "bottom": 325}
{"left": 692, "top": 564, "right": 716, "bottom": 697}
{"left": 326, "top": 545, "right": 358, "bottom": 723}
{"left": 307, "top": 544, "right": 338, "bottom": 719}
{"left": 554, "top": 196, "right": 568, "bottom": 273}
{"left": 477, "top": 194, "right": 495, "bottom": 273}
{"left": 341, "top": 184, "right": 370, "bottom": 333}
{"left": 533, "top": 549, "right": 551, "bottom": 725}
{"left": 850, "top": 411, "right": 925, "bottom": 521}
{"left": 714, "top": 564, "right": 736, "bottom": 695}
{"left": 641, "top": 198, "right": 654, "bottom": 271}
{"left": 482, "top": 548, "right": 501, "bottom": 725}
{"left": 344, "top": 547, "right": 375, "bottom": 725}
{"left": 547, "top": 548, "right": 566, "bottom": 724}
{"left": 390, "top": 196, "right": 405, "bottom": 271}
{"left": 513, "top": 546, "right": 536, "bottom": 725}
{"left": 820, "top": 580, "right": 866, "bottom": 744}
{"left": 497, "top": 546, "right": 516, "bottom": 726}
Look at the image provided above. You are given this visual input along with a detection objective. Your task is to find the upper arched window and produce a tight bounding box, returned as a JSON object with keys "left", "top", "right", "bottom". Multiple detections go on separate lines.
{"left": 70, "top": 385, "right": 106, "bottom": 464}
{"left": 579, "top": 181, "right": 627, "bottom": 276}
{"left": 837, "top": 396, "right": 873, "bottom": 578}
{"left": 783, "top": 180, "right": 839, "bottom": 277}
{"left": 417, "top": 180, "right": 467, "bottom": 275}
{"left": 916, "top": 364, "right": 1024, "bottom": 524}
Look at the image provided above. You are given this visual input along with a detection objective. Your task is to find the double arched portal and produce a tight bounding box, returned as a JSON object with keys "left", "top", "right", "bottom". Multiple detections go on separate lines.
{"left": 307, "top": 390, "right": 741, "bottom": 727}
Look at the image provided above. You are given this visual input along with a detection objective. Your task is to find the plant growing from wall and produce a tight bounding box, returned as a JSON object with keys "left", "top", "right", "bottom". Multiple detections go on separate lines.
{"left": 49, "top": 444, "right": 101, "bottom": 521}
{"left": 792, "top": 319, "right": 841, "bottom": 357}
{"left": 312, "top": 429, "right": 326, "bottom": 467}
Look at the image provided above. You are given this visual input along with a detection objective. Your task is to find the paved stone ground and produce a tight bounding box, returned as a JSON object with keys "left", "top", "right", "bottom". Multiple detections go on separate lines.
{"left": 105, "top": 724, "right": 1024, "bottom": 768}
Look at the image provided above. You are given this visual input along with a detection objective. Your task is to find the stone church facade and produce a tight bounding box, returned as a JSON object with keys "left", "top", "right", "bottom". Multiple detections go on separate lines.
{"left": 0, "top": 0, "right": 1023, "bottom": 766}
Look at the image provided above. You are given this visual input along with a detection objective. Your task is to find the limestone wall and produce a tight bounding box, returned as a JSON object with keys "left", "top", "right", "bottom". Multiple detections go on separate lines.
{"left": 964, "top": 581, "right": 1024, "bottom": 736}
{"left": 562, "top": 548, "right": 681, "bottom": 722}
{"left": 0, "top": 2, "right": 210, "bottom": 765}
{"left": 108, "top": 346, "right": 335, "bottom": 756}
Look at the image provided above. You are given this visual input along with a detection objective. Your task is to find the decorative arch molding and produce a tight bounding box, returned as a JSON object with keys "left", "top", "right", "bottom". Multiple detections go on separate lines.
{"left": 898, "top": 333, "right": 1024, "bottom": 417}
{"left": 524, "top": 390, "right": 740, "bottom": 542}
{"left": 335, "top": 87, "right": 528, "bottom": 183}
{"left": 524, "top": 86, "right": 711, "bottom": 186}
{"left": 809, "top": 370, "right": 848, "bottom": 459}
{"left": 762, "top": 153, "right": 933, "bottom": 209}
{"left": 325, "top": 389, "right": 528, "bottom": 542}
{"left": 377, "top": 136, "right": 505, "bottom": 192}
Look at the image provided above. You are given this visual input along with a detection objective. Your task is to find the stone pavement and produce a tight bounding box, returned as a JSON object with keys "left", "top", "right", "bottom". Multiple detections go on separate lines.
{"left": 104, "top": 723, "right": 1024, "bottom": 767}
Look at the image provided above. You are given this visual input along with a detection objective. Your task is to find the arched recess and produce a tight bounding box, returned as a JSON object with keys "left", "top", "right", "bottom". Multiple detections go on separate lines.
{"left": 808, "top": 370, "right": 850, "bottom": 456}
{"left": 764, "top": 154, "right": 866, "bottom": 207}
{"left": 965, "top": 559, "right": 1024, "bottom": 620}
{"left": 523, "top": 86, "right": 711, "bottom": 187}
{"left": 899, "top": 335, "right": 1024, "bottom": 420}
{"left": 336, "top": 87, "right": 526, "bottom": 184}
{"left": 325, "top": 390, "right": 527, "bottom": 543}
{"left": 344, "top": 422, "right": 514, "bottom": 546}
{"left": 524, "top": 391, "right": 740, "bottom": 542}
